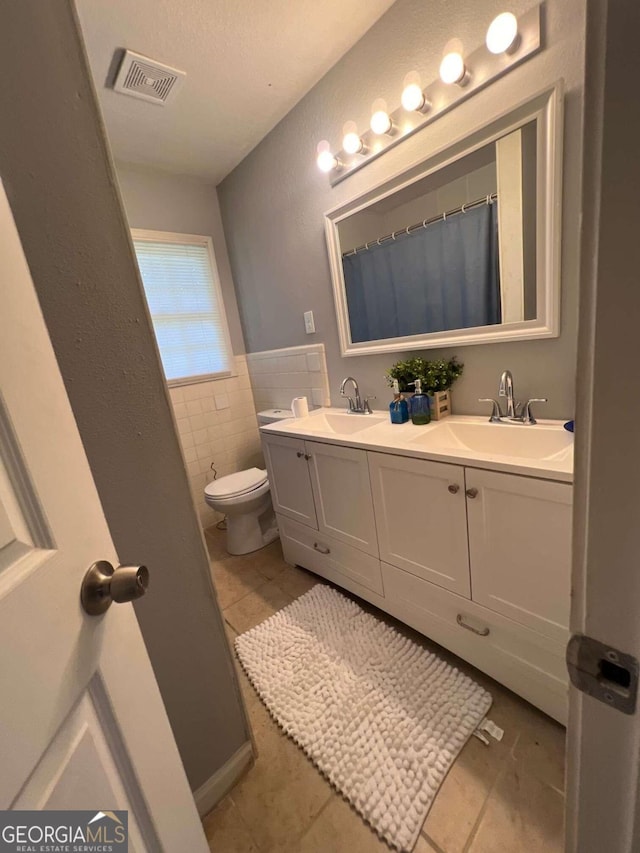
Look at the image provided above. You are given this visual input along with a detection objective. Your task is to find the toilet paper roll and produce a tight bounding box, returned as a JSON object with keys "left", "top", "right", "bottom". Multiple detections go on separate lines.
{"left": 291, "top": 396, "right": 309, "bottom": 419}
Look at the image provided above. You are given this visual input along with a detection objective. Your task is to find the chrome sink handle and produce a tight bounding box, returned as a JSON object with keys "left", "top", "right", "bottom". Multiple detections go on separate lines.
{"left": 478, "top": 398, "right": 503, "bottom": 423}
{"left": 363, "top": 395, "right": 377, "bottom": 414}
{"left": 520, "top": 398, "right": 548, "bottom": 425}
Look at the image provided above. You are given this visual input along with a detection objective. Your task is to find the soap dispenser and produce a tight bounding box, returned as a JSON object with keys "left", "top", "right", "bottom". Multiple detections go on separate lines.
{"left": 389, "top": 379, "right": 409, "bottom": 424}
{"left": 409, "top": 379, "right": 431, "bottom": 425}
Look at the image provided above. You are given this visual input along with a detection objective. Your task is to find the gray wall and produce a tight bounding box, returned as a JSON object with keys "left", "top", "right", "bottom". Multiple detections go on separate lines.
{"left": 116, "top": 163, "right": 245, "bottom": 355}
{"left": 0, "top": 0, "right": 248, "bottom": 793}
{"left": 219, "top": 0, "right": 585, "bottom": 420}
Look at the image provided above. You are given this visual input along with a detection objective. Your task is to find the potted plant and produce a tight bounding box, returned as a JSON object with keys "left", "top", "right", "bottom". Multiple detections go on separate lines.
{"left": 385, "top": 356, "right": 463, "bottom": 420}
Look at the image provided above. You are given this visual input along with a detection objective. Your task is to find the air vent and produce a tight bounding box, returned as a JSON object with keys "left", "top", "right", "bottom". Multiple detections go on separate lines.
{"left": 113, "top": 50, "right": 185, "bottom": 105}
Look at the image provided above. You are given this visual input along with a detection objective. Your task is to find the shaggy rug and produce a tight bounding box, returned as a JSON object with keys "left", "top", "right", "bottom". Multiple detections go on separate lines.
{"left": 235, "top": 584, "right": 492, "bottom": 851}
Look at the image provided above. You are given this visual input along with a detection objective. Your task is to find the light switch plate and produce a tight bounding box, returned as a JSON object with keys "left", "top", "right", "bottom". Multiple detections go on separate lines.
{"left": 304, "top": 311, "right": 315, "bottom": 334}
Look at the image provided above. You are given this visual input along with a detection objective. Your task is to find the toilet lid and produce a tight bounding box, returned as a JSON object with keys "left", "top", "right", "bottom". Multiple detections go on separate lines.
{"left": 204, "top": 468, "right": 268, "bottom": 500}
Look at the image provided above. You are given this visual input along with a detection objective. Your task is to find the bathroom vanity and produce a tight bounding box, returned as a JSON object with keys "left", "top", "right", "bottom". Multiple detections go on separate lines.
{"left": 261, "top": 409, "right": 573, "bottom": 724}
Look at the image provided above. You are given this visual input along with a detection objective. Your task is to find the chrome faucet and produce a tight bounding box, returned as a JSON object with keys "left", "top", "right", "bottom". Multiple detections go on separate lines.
{"left": 499, "top": 370, "right": 518, "bottom": 419}
{"left": 339, "top": 376, "right": 376, "bottom": 414}
{"left": 479, "top": 369, "right": 548, "bottom": 424}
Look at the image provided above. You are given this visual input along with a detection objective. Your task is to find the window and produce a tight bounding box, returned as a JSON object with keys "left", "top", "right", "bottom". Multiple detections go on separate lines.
{"left": 131, "top": 229, "right": 233, "bottom": 384}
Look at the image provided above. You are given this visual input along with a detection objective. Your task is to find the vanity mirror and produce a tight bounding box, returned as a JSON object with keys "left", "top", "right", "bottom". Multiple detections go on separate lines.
{"left": 324, "top": 84, "right": 563, "bottom": 356}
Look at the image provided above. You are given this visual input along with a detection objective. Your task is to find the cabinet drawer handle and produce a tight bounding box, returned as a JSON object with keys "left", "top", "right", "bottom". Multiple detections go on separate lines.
{"left": 448, "top": 484, "right": 460, "bottom": 494}
{"left": 296, "top": 451, "right": 304, "bottom": 458}
{"left": 465, "top": 487, "right": 478, "bottom": 499}
{"left": 313, "top": 542, "right": 330, "bottom": 555}
{"left": 304, "top": 453, "right": 312, "bottom": 461}
{"left": 456, "top": 614, "right": 490, "bottom": 636}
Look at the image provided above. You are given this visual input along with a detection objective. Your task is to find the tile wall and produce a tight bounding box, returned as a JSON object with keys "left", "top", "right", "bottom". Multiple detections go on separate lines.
{"left": 169, "top": 354, "right": 262, "bottom": 527}
{"left": 247, "top": 344, "right": 331, "bottom": 412}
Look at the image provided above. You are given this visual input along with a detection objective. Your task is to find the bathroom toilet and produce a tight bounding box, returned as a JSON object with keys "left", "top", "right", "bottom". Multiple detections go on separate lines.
{"left": 204, "top": 409, "right": 292, "bottom": 555}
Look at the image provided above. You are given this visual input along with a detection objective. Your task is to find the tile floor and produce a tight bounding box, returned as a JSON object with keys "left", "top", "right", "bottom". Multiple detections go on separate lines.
{"left": 203, "top": 527, "right": 566, "bottom": 853}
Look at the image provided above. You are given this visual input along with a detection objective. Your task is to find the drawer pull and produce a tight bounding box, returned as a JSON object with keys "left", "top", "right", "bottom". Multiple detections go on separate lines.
{"left": 313, "top": 542, "right": 331, "bottom": 555}
{"left": 447, "top": 484, "right": 460, "bottom": 494}
{"left": 296, "top": 451, "right": 304, "bottom": 458}
{"left": 456, "top": 613, "right": 490, "bottom": 637}
{"left": 465, "top": 487, "right": 479, "bottom": 499}
{"left": 304, "top": 453, "right": 312, "bottom": 461}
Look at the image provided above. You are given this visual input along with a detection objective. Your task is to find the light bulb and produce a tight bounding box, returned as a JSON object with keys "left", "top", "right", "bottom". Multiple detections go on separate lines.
{"left": 342, "top": 121, "right": 364, "bottom": 155}
{"left": 401, "top": 82, "right": 426, "bottom": 112}
{"left": 486, "top": 12, "right": 518, "bottom": 54}
{"left": 343, "top": 132, "right": 363, "bottom": 154}
{"left": 316, "top": 149, "right": 338, "bottom": 173}
{"left": 439, "top": 52, "right": 466, "bottom": 85}
{"left": 370, "top": 100, "right": 392, "bottom": 135}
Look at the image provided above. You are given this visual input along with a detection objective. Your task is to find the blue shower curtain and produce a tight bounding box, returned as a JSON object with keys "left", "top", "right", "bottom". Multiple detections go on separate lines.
{"left": 342, "top": 202, "right": 501, "bottom": 343}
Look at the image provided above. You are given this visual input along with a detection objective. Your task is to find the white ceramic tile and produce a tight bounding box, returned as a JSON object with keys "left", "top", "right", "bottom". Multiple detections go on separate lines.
{"left": 186, "top": 399, "right": 202, "bottom": 417}
{"left": 192, "top": 427, "right": 208, "bottom": 446}
{"left": 169, "top": 386, "right": 185, "bottom": 404}
{"left": 306, "top": 353, "right": 322, "bottom": 372}
{"left": 182, "top": 384, "right": 203, "bottom": 402}
{"left": 180, "top": 431, "right": 195, "bottom": 449}
{"left": 196, "top": 442, "right": 213, "bottom": 460}
{"left": 176, "top": 417, "right": 191, "bottom": 435}
{"left": 183, "top": 446, "right": 198, "bottom": 464}
{"left": 215, "top": 393, "right": 230, "bottom": 410}
{"left": 199, "top": 457, "right": 213, "bottom": 474}
{"left": 311, "top": 388, "right": 325, "bottom": 407}
{"left": 173, "top": 401, "right": 188, "bottom": 420}
{"left": 189, "top": 413, "right": 206, "bottom": 432}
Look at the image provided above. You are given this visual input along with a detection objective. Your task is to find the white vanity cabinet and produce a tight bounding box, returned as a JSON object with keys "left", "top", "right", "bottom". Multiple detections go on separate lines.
{"left": 262, "top": 434, "right": 317, "bottom": 528}
{"left": 368, "top": 452, "right": 471, "bottom": 597}
{"left": 465, "top": 469, "right": 572, "bottom": 642}
{"left": 306, "top": 440, "right": 378, "bottom": 557}
{"left": 262, "top": 434, "right": 381, "bottom": 594}
{"left": 262, "top": 427, "right": 573, "bottom": 723}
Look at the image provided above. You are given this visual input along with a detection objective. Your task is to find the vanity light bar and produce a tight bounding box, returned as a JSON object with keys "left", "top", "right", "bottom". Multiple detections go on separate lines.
{"left": 320, "top": 5, "right": 540, "bottom": 187}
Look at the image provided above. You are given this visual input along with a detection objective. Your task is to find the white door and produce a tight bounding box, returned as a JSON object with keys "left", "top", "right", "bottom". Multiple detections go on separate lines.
{"left": 306, "top": 440, "right": 378, "bottom": 557}
{"left": 465, "top": 468, "right": 572, "bottom": 643}
{"left": 262, "top": 434, "right": 317, "bottom": 528}
{"left": 567, "top": 2, "right": 640, "bottom": 850}
{"left": 0, "top": 181, "right": 207, "bottom": 851}
{"left": 369, "top": 452, "right": 471, "bottom": 597}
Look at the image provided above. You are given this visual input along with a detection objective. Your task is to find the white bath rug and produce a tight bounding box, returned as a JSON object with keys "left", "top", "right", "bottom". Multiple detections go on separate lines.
{"left": 235, "top": 584, "right": 492, "bottom": 852}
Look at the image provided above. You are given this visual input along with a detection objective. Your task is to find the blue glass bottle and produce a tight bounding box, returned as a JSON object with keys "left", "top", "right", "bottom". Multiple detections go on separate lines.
{"left": 389, "top": 379, "right": 409, "bottom": 424}
{"left": 409, "top": 378, "right": 431, "bottom": 425}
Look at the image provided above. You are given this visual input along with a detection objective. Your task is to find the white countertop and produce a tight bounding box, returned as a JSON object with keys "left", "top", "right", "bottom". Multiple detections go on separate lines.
{"left": 260, "top": 408, "right": 574, "bottom": 483}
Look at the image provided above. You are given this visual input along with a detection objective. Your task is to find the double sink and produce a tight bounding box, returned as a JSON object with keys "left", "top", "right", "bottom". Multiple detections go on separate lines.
{"left": 264, "top": 408, "right": 574, "bottom": 477}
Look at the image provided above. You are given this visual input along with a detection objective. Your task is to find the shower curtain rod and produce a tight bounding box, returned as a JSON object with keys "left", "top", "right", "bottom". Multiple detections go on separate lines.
{"left": 342, "top": 192, "right": 498, "bottom": 257}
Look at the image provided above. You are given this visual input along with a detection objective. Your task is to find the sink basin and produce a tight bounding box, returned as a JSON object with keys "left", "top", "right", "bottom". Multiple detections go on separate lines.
{"left": 295, "top": 412, "right": 387, "bottom": 436}
{"left": 410, "top": 420, "right": 574, "bottom": 461}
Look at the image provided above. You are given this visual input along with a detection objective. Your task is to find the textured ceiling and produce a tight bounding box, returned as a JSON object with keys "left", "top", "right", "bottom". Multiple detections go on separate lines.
{"left": 76, "top": 0, "right": 397, "bottom": 184}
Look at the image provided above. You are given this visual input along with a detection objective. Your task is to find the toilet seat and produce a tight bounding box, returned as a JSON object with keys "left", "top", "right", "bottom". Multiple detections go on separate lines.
{"left": 204, "top": 467, "right": 268, "bottom": 501}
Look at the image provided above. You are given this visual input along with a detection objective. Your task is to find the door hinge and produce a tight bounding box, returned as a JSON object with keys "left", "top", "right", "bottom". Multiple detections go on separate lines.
{"left": 566, "top": 634, "right": 638, "bottom": 715}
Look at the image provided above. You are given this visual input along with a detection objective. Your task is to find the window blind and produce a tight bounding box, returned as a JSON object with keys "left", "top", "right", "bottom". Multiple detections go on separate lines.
{"left": 133, "top": 236, "right": 232, "bottom": 383}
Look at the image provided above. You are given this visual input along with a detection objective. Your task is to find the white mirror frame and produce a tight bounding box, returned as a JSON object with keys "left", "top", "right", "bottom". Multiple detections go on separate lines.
{"left": 324, "top": 82, "right": 564, "bottom": 357}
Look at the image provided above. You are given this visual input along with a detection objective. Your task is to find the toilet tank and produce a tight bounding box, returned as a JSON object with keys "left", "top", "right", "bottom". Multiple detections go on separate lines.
{"left": 257, "top": 409, "right": 293, "bottom": 425}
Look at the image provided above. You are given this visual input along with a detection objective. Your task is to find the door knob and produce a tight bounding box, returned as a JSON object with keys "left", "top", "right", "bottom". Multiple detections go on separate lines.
{"left": 81, "top": 560, "right": 149, "bottom": 616}
{"left": 466, "top": 487, "right": 479, "bottom": 499}
{"left": 448, "top": 484, "right": 460, "bottom": 494}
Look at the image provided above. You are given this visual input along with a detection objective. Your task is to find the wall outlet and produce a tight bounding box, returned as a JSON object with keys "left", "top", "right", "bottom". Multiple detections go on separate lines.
{"left": 304, "top": 310, "right": 316, "bottom": 334}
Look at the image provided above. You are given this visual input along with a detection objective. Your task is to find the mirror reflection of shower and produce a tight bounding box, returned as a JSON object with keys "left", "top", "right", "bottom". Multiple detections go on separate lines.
{"left": 336, "top": 122, "right": 537, "bottom": 344}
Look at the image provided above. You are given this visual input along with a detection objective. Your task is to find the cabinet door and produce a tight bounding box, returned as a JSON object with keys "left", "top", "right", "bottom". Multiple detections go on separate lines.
{"left": 262, "top": 434, "right": 317, "bottom": 528}
{"left": 466, "top": 469, "right": 572, "bottom": 642}
{"left": 305, "top": 440, "right": 378, "bottom": 557}
{"left": 369, "top": 452, "right": 470, "bottom": 597}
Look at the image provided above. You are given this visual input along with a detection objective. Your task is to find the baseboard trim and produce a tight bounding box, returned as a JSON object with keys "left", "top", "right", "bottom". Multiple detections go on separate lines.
{"left": 193, "top": 740, "right": 254, "bottom": 817}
